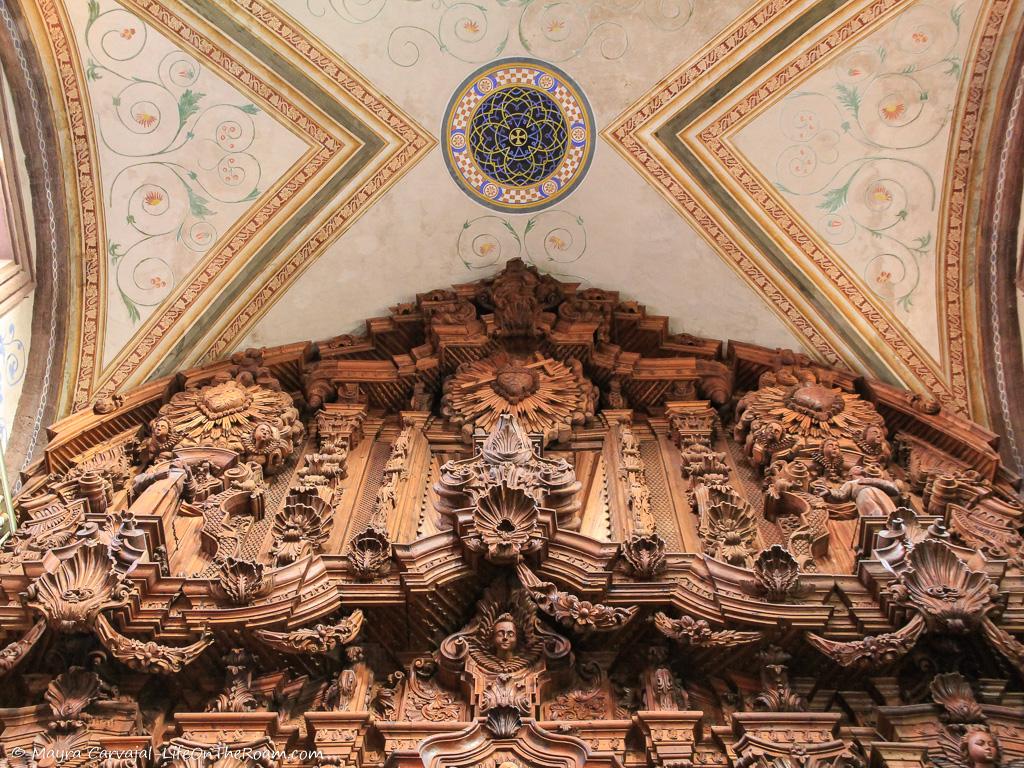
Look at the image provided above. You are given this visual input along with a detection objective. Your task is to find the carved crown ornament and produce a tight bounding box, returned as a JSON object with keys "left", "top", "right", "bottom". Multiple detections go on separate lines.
{"left": 0, "top": 260, "right": 1021, "bottom": 768}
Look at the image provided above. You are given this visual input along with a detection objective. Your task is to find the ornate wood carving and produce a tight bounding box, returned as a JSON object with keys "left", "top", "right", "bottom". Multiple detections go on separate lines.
{"left": 0, "top": 260, "right": 1021, "bottom": 768}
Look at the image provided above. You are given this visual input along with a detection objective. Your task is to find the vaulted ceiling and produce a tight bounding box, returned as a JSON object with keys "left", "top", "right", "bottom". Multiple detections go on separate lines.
{"left": 8, "top": 0, "right": 1024, "bottom": 470}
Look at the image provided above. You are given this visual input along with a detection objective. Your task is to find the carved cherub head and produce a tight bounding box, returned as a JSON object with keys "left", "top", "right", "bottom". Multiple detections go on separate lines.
{"left": 492, "top": 613, "right": 519, "bottom": 660}
{"left": 862, "top": 424, "right": 885, "bottom": 446}
{"left": 252, "top": 422, "right": 275, "bottom": 449}
{"left": 821, "top": 437, "right": 842, "bottom": 460}
{"left": 961, "top": 726, "right": 1000, "bottom": 768}
{"left": 151, "top": 416, "right": 172, "bottom": 441}
{"left": 762, "top": 421, "right": 784, "bottom": 442}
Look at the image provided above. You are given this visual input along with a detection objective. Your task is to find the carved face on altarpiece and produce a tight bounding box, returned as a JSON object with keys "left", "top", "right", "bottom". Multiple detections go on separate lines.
{"left": 962, "top": 728, "right": 1000, "bottom": 768}
{"left": 151, "top": 417, "right": 172, "bottom": 440}
{"left": 492, "top": 614, "right": 519, "bottom": 661}
{"left": 440, "top": 581, "right": 571, "bottom": 677}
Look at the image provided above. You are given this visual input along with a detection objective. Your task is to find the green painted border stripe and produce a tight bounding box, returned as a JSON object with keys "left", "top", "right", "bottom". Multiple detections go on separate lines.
{"left": 151, "top": 0, "right": 388, "bottom": 376}
{"left": 653, "top": 0, "right": 900, "bottom": 382}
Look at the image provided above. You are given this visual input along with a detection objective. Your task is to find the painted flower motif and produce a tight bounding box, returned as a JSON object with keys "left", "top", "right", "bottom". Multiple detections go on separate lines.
{"left": 547, "top": 235, "right": 567, "bottom": 251}
{"left": 548, "top": 19, "right": 566, "bottom": 33}
{"left": 787, "top": 146, "right": 816, "bottom": 177}
{"left": 879, "top": 98, "right": 907, "bottom": 122}
{"left": 876, "top": 271, "right": 893, "bottom": 284}
{"left": 178, "top": 66, "right": 195, "bottom": 80}
{"left": 150, "top": 276, "right": 167, "bottom": 289}
{"left": 134, "top": 111, "right": 158, "bottom": 128}
{"left": 143, "top": 191, "right": 164, "bottom": 208}
{"left": 463, "top": 20, "right": 480, "bottom": 34}
{"left": 870, "top": 184, "right": 893, "bottom": 205}
{"left": 194, "top": 230, "right": 211, "bottom": 243}
{"left": 912, "top": 31, "right": 929, "bottom": 43}
{"left": 120, "top": 27, "right": 136, "bottom": 39}
{"left": 847, "top": 66, "right": 863, "bottom": 77}
{"left": 795, "top": 110, "right": 817, "bottom": 137}
{"left": 478, "top": 241, "right": 496, "bottom": 257}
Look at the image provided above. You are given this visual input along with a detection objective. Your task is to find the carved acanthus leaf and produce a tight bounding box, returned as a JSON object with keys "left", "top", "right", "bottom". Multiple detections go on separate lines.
{"left": 653, "top": 612, "right": 761, "bottom": 647}
{"left": 346, "top": 526, "right": 393, "bottom": 580}
{"left": 621, "top": 531, "right": 667, "bottom": 579}
{"left": 482, "top": 673, "right": 530, "bottom": 738}
{"left": 752, "top": 545, "right": 801, "bottom": 602}
{"left": 213, "top": 556, "right": 271, "bottom": 604}
{"left": 517, "top": 564, "right": 637, "bottom": 632}
{"left": 980, "top": 617, "right": 1024, "bottom": 674}
{"left": 255, "top": 610, "right": 364, "bottom": 654}
{"left": 95, "top": 614, "right": 213, "bottom": 674}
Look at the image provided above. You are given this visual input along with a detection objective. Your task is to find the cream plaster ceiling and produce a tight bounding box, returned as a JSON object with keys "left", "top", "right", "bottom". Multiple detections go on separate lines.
{"left": 16, "top": 0, "right": 1023, "bottom": 425}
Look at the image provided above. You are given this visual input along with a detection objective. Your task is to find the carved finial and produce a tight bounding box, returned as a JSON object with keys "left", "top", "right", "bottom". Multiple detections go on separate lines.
{"left": 482, "top": 414, "right": 535, "bottom": 464}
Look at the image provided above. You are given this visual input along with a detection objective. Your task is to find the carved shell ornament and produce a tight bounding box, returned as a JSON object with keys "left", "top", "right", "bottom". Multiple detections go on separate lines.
{"left": 346, "top": 525, "right": 394, "bottom": 580}
{"left": 11, "top": 540, "right": 211, "bottom": 677}
{"left": 271, "top": 490, "right": 333, "bottom": 565}
{"left": 435, "top": 414, "right": 583, "bottom": 531}
{"left": 22, "top": 541, "right": 133, "bottom": 633}
{"left": 468, "top": 483, "right": 543, "bottom": 564}
{"left": 807, "top": 540, "right": 1024, "bottom": 671}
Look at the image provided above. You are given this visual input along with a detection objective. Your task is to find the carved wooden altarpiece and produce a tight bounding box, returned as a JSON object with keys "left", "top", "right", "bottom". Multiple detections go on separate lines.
{"left": 0, "top": 259, "right": 1021, "bottom": 768}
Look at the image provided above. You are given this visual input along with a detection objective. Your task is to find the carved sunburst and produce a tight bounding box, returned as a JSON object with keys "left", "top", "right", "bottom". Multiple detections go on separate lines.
{"left": 737, "top": 380, "right": 884, "bottom": 444}
{"left": 441, "top": 352, "right": 595, "bottom": 441}
{"left": 158, "top": 379, "right": 297, "bottom": 453}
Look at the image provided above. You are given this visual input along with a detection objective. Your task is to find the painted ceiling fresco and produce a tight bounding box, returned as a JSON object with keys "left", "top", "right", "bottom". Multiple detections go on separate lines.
{"left": 16, "top": 0, "right": 1023, "bottom": 428}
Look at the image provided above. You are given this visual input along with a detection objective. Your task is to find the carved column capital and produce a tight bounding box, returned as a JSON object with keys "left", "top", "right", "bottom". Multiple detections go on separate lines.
{"left": 637, "top": 710, "right": 704, "bottom": 768}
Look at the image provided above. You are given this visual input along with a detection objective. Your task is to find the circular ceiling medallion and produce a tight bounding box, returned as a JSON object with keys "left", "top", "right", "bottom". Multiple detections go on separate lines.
{"left": 443, "top": 58, "right": 595, "bottom": 211}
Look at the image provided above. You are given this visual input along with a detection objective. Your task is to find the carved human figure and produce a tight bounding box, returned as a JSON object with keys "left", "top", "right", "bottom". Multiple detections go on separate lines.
{"left": 962, "top": 727, "right": 1000, "bottom": 768}
{"left": 857, "top": 424, "right": 892, "bottom": 466}
{"left": 813, "top": 437, "right": 847, "bottom": 480}
{"left": 139, "top": 416, "right": 177, "bottom": 466}
{"left": 749, "top": 420, "right": 797, "bottom": 467}
{"left": 605, "top": 377, "right": 627, "bottom": 409}
{"left": 244, "top": 422, "right": 286, "bottom": 474}
{"left": 818, "top": 465, "right": 902, "bottom": 517}
{"left": 410, "top": 381, "right": 434, "bottom": 412}
{"left": 492, "top": 614, "right": 519, "bottom": 663}
{"left": 338, "top": 382, "right": 368, "bottom": 404}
